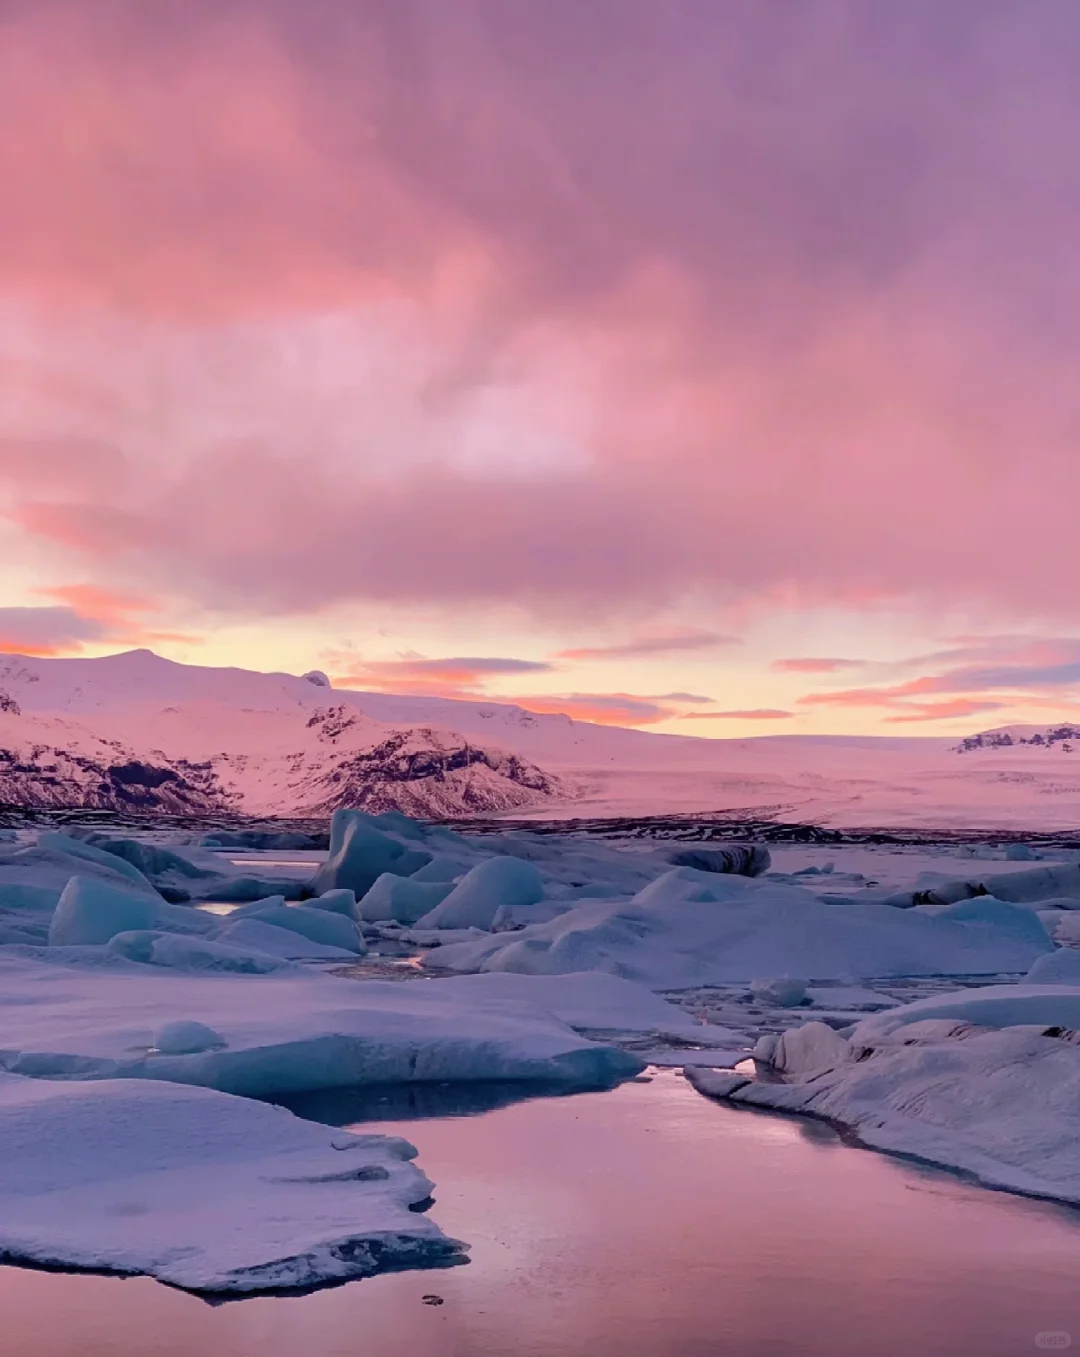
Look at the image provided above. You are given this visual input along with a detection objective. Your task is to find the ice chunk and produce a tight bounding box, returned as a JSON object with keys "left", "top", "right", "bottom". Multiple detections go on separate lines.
{"left": 358, "top": 873, "right": 453, "bottom": 925}
{"left": 665, "top": 845, "right": 771, "bottom": 877}
{"left": 216, "top": 918, "right": 358, "bottom": 961}
{"left": 311, "top": 809, "right": 431, "bottom": 898}
{"left": 242, "top": 904, "right": 365, "bottom": 954}
{"left": 417, "top": 856, "right": 544, "bottom": 931}
{"left": 308, "top": 888, "right": 358, "bottom": 919}
{"left": 749, "top": 977, "right": 808, "bottom": 1007}
{"left": 1006, "top": 843, "right": 1036, "bottom": 861}
{"left": 683, "top": 1067, "right": 752, "bottom": 1099}
{"left": 0, "top": 1073, "right": 461, "bottom": 1293}
{"left": 49, "top": 876, "right": 216, "bottom": 947}
{"left": 34, "top": 832, "right": 155, "bottom": 891}
{"left": 429, "top": 876, "right": 1052, "bottom": 987}
{"left": 411, "top": 855, "right": 472, "bottom": 884}
{"left": 154, "top": 1020, "right": 226, "bottom": 1054}
{"left": 107, "top": 929, "right": 293, "bottom": 974}
{"left": 1026, "top": 950, "right": 1080, "bottom": 986}
{"left": 764, "top": 1021, "right": 851, "bottom": 1075}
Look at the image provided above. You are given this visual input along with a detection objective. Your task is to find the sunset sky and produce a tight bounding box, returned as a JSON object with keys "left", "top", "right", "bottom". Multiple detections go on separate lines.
{"left": 2, "top": 0, "right": 1079, "bottom": 735}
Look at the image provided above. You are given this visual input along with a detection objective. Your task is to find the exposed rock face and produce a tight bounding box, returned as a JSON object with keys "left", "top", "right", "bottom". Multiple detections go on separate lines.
{"left": 956, "top": 723, "right": 1080, "bottom": 753}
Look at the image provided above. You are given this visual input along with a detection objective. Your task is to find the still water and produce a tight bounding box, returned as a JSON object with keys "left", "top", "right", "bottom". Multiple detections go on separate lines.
{"left": 2, "top": 1069, "right": 1079, "bottom": 1357}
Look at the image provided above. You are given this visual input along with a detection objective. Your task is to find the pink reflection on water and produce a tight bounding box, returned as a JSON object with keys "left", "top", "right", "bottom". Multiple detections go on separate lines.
{"left": 1, "top": 1072, "right": 1079, "bottom": 1357}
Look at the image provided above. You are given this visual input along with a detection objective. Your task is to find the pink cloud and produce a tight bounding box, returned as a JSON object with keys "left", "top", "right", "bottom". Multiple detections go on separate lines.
{"left": 509, "top": 693, "right": 680, "bottom": 726}
{"left": 2, "top": 3, "right": 1080, "bottom": 641}
{"left": 884, "top": 699, "right": 1008, "bottom": 724}
{"left": 771, "top": 657, "right": 863, "bottom": 674}
{"left": 680, "top": 709, "right": 794, "bottom": 721}
{"left": 333, "top": 655, "right": 554, "bottom": 698}
{"left": 555, "top": 630, "right": 737, "bottom": 661}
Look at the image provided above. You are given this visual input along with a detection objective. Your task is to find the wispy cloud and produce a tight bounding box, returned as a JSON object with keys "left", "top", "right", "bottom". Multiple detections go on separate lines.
{"left": 555, "top": 631, "right": 738, "bottom": 661}
{"left": 680, "top": 708, "right": 794, "bottom": 721}
{"left": 771, "top": 657, "right": 863, "bottom": 674}
{"left": 0, "top": 588, "right": 200, "bottom": 656}
{"left": 0, "top": 606, "right": 108, "bottom": 656}
{"left": 333, "top": 655, "right": 555, "bottom": 697}
{"left": 510, "top": 693, "right": 681, "bottom": 726}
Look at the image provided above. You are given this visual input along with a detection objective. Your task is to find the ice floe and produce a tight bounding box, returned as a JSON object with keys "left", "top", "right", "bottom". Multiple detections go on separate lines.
{"left": 0, "top": 1073, "right": 462, "bottom": 1293}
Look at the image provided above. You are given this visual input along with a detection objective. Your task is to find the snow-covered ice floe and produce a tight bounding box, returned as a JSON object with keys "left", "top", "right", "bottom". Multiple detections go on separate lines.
{"left": 0, "top": 1073, "right": 463, "bottom": 1294}
{"left": 428, "top": 868, "right": 1052, "bottom": 987}
{"left": 686, "top": 984, "right": 1080, "bottom": 1206}
{"left": 0, "top": 952, "right": 647, "bottom": 1096}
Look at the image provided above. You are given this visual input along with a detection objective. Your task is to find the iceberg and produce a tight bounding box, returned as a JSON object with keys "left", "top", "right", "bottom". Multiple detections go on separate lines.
{"left": 417, "top": 856, "right": 545, "bottom": 931}
{"left": 49, "top": 876, "right": 217, "bottom": 947}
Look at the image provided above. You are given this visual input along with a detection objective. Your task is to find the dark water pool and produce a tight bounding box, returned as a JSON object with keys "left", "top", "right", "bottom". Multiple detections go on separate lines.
{"left": 3, "top": 1069, "right": 1080, "bottom": 1357}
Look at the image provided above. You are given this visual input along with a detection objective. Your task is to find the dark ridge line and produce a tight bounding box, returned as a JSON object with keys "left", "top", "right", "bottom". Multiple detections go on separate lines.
{"left": 1, "top": 803, "right": 1080, "bottom": 849}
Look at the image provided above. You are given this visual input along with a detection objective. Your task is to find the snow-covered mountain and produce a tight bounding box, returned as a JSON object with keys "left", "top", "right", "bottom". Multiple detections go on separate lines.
{"left": 3, "top": 651, "right": 1080, "bottom": 829}
{"left": 0, "top": 653, "right": 570, "bottom": 817}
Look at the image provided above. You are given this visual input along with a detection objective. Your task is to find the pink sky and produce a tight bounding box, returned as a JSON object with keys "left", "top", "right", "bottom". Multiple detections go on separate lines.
{"left": 2, "top": 1, "right": 1079, "bottom": 733}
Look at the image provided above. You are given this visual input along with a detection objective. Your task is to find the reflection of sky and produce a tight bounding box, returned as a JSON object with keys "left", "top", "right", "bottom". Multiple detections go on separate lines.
{"left": 3, "top": 1073, "right": 1080, "bottom": 1356}
{"left": 4, "top": 2, "right": 1080, "bottom": 735}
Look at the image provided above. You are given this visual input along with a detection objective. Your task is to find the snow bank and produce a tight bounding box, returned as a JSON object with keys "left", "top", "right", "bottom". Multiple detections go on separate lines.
{"left": 428, "top": 871, "right": 1052, "bottom": 987}
{"left": 702, "top": 1023, "right": 1080, "bottom": 1206}
{"left": 849, "top": 984, "right": 1080, "bottom": 1043}
{"left": 0, "top": 953, "right": 643, "bottom": 1097}
{"left": 0, "top": 1073, "right": 462, "bottom": 1292}
{"left": 416, "top": 856, "right": 545, "bottom": 931}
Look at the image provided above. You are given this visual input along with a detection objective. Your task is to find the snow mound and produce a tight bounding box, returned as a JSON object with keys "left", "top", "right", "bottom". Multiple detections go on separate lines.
{"left": 417, "top": 856, "right": 544, "bottom": 931}
{"left": 0, "top": 1073, "right": 462, "bottom": 1293}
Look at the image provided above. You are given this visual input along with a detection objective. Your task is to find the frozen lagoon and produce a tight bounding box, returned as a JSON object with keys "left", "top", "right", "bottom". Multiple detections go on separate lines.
{"left": 4, "top": 1071, "right": 1080, "bottom": 1357}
